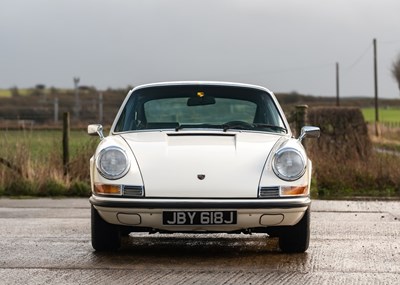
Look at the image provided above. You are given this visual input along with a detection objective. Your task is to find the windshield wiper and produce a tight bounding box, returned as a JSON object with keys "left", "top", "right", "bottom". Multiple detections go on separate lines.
{"left": 175, "top": 124, "right": 183, "bottom": 131}
{"left": 175, "top": 124, "right": 221, "bottom": 132}
{"left": 176, "top": 123, "right": 287, "bottom": 133}
{"left": 222, "top": 123, "right": 252, "bottom": 132}
{"left": 223, "top": 122, "right": 287, "bottom": 133}
{"left": 252, "top": 123, "right": 287, "bottom": 133}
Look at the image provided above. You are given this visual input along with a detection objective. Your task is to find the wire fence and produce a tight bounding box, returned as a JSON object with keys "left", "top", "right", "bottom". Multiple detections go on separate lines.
{"left": 0, "top": 91, "right": 126, "bottom": 129}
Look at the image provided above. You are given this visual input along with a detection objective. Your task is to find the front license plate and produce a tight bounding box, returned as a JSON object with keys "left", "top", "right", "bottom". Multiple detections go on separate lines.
{"left": 163, "top": 211, "right": 237, "bottom": 225}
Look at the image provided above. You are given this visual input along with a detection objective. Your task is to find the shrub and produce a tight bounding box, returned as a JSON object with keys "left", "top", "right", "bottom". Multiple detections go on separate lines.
{"left": 307, "top": 107, "right": 400, "bottom": 198}
{"left": 307, "top": 107, "right": 372, "bottom": 161}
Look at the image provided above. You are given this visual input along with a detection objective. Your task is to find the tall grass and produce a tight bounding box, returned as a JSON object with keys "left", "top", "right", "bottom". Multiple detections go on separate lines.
{"left": 0, "top": 129, "right": 97, "bottom": 197}
{"left": 311, "top": 152, "right": 400, "bottom": 198}
{"left": 308, "top": 107, "right": 400, "bottom": 198}
{"left": 311, "top": 123, "right": 400, "bottom": 198}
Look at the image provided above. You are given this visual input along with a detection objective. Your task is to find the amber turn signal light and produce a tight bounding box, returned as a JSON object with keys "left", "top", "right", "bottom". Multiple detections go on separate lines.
{"left": 280, "top": 185, "right": 308, "bottom": 196}
{"left": 94, "top": 184, "right": 122, "bottom": 195}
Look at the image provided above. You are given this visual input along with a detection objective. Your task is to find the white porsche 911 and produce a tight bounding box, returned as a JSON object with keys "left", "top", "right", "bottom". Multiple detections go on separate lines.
{"left": 88, "top": 81, "right": 320, "bottom": 253}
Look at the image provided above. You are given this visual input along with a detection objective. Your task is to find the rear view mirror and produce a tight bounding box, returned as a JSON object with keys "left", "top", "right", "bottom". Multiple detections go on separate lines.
{"left": 187, "top": 96, "right": 216, "bottom": 106}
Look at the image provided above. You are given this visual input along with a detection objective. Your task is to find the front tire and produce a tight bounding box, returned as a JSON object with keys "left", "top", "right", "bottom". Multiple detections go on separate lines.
{"left": 91, "top": 205, "right": 121, "bottom": 251}
{"left": 278, "top": 208, "right": 310, "bottom": 253}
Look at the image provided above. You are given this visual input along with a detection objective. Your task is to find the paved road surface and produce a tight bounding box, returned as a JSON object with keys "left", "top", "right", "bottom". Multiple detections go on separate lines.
{"left": 0, "top": 198, "right": 399, "bottom": 284}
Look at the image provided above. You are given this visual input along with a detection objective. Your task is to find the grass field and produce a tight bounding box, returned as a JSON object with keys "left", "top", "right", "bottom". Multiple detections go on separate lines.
{"left": 0, "top": 89, "right": 33, "bottom": 97}
{"left": 0, "top": 129, "right": 97, "bottom": 161}
{"left": 0, "top": 89, "right": 11, "bottom": 97}
{"left": 0, "top": 129, "right": 97, "bottom": 197}
{"left": 362, "top": 107, "right": 400, "bottom": 123}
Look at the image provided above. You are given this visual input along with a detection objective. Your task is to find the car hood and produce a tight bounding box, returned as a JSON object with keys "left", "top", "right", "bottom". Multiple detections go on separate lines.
{"left": 120, "top": 131, "right": 284, "bottom": 198}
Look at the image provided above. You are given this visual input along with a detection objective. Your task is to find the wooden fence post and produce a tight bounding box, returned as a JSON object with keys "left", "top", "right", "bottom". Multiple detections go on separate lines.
{"left": 63, "top": 112, "right": 70, "bottom": 177}
{"left": 295, "top": 105, "right": 309, "bottom": 150}
{"left": 295, "top": 105, "right": 308, "bottom": 137}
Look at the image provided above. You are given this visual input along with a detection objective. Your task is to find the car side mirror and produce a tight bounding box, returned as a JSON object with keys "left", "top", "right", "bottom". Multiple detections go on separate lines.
{"left": 298, "top": 126, "right": 320, "bottom": 142}
{"left": 88, "top": 124, "right": 104, "bottom": 140}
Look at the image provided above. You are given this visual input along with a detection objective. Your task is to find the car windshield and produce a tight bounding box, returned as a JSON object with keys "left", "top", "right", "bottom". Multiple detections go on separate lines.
{"left": 114, "top": 84, "right": 287, "bottom": 133}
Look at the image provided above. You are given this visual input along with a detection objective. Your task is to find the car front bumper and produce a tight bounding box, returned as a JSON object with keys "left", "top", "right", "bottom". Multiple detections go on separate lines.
{"left": 90, "top": 195, "right": 310, "bottom": 232}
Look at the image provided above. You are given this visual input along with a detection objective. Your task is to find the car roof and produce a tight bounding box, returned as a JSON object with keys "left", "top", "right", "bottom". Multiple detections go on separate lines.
{"left": 129, "top": 81, "right": 274, "bottom": 95}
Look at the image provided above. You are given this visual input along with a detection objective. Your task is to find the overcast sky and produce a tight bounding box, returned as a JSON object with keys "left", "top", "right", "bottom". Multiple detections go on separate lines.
{"left": 1, "top": 0, "right": 400, "bottom": 98}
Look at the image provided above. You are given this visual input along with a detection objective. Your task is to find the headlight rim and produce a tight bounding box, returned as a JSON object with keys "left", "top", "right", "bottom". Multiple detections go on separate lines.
{"left": 96, "top": 146, "right": 130, "bottom": 180}
{"left": 272, "top": 147, "right": 306, "bottom": 181}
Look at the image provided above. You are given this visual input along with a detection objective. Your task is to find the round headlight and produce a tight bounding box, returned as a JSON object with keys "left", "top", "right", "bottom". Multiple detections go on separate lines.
{"left": 96, "top": 147, "right": 130, "bottom": 180}
{"left": 273, "top": 148, "right": 306, "bottom": 181}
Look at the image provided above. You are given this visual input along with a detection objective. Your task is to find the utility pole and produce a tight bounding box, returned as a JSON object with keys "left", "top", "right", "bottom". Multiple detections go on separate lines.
{"left": 336, "top": 62, "right": 340, "bottom": 107}
{"left": 73, "top": 77, "right": 80, "bottom": 121}
{"left": 373, "top": 38, "right": 379, "bottom": 137}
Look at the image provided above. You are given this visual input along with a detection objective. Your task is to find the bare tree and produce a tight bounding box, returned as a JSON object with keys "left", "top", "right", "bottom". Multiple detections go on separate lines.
{"left": 392, "top": 54, "right": 400, "bottom": 94}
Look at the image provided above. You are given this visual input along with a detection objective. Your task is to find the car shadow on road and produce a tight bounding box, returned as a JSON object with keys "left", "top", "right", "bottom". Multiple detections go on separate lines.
{"left": 90, "top": 233, "right": 311, "bottom": 271}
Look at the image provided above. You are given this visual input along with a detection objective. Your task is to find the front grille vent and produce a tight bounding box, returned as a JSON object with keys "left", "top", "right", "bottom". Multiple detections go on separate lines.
{"left": 123, "top": 185, "right": 144, "bottom": 197}
{"left": 259, "top": 187, "right": 280, "bottom": 198}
